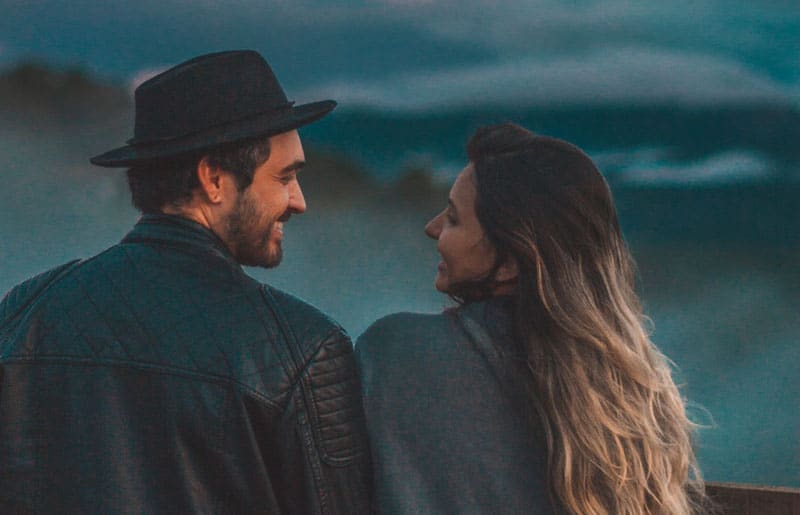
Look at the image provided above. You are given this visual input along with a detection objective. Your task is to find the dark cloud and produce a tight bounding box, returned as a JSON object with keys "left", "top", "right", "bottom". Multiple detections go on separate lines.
{"left": 0, "top": 0, "right": 796, "bottom": 106}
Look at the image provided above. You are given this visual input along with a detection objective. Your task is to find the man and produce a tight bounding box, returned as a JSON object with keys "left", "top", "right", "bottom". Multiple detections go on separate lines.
{"left": 0, "top": 50, "right": 371, "bottom": 514}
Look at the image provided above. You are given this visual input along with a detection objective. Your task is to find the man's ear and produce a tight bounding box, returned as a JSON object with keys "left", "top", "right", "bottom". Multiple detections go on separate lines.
{"left": 196, "top": 156, "right": 226, "bottom": 204}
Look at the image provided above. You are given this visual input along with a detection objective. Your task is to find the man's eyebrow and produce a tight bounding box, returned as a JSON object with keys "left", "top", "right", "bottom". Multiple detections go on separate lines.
{"left": 280, "top": 160, "right": 306, "bottom": 174}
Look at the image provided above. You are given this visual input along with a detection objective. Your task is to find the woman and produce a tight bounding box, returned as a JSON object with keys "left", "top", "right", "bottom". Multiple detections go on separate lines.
{"left": 355, "top": 123, "right": 707, "bottom": 514}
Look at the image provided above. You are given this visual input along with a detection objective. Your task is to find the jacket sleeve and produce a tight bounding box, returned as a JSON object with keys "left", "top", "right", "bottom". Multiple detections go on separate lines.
{"left": 277, "top": 328, "right": 373, "bottom": 514}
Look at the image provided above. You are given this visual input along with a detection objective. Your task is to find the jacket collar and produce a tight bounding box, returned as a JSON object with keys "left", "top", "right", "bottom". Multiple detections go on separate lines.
{"left": 121, "top": 214, "right": 239, "bottom": 266}
{"left": 458, "top": 295, "right": 514, "bottom": 345}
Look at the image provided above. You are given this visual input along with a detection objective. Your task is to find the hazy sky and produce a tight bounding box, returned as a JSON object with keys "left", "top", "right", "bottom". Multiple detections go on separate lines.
{"left": 1, "top": 5, "right": 798, "bottom": 485}
{"left": 2, "top": 0, "right": 798, "bottom": 108}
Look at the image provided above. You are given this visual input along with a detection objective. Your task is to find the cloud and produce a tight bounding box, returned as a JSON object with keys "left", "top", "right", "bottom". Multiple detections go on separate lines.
{"left": 3, "top": 0, "right": 797, "bottom": 111}
{"left": 302, "top": 0, "right": 799, "bottom": 87}
{"left": 378, "top": 0, "right": 435, "bottom": 5}
{"left": 618, "top": 150, "right": 774, "bottom": 186}
{"left": 299, "top": 46, "right": 797, "bottom": 110}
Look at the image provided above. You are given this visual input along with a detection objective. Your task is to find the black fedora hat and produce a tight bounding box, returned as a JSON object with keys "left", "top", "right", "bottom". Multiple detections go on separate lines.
{"left": 91, "top": 50, "right": 336, "bottom": 167}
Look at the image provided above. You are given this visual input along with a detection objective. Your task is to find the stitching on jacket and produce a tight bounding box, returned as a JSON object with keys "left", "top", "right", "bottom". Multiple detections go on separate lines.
{"left": 255, "top": 286, "right": 297, "bottom": 378}
{"left": 304, "top": 335, "right": 365, "bottom": 467}
{"left": 118, "top": 246, "right": 170, "bottom": 364}
{"left": 0, "top": 356, "right": 283, "bottom": 411}
{"left": 295, "top": 388, "right": 330, "bottom": 513}
{"left": 0, "top": 259, "right": 82, "bottom": 333}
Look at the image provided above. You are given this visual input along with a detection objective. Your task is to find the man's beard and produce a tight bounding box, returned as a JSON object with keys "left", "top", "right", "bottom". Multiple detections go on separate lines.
{"left": 225, "top": 191, "right": 283, "bottom": 269}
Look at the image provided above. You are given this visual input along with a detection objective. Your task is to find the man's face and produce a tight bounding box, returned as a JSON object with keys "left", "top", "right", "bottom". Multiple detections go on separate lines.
{"left": 223, "top": 130, "right": 306, "bottom": 268}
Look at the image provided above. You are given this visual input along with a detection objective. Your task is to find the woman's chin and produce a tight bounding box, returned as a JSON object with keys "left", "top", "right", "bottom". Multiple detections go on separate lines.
{"left": 433, "top": 275, "right": 449, "bottom": 294}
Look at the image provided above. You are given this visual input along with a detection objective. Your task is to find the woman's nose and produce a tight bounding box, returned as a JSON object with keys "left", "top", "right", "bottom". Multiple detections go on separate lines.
{"left": 424, "top": 212, "right": 443, "bottom": 240}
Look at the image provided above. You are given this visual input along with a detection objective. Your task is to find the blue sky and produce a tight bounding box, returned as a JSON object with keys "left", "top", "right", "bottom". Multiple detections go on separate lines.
{"left": 2, "top": 0, "right": 798, "bottom": 109}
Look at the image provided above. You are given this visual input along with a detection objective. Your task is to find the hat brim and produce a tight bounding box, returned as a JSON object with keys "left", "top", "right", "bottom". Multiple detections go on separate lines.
{"left": 90, "top": 100, "right": 336, "bottom": 167}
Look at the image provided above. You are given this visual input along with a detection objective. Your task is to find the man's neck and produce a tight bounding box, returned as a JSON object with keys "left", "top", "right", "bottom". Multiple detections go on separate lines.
{"left": 160, "top": 205, "right": 212, "bottom": 230}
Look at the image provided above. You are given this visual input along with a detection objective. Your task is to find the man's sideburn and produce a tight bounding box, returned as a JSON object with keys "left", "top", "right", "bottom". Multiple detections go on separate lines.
{"left": 225, "top": 187, "right": 282, "bottom": 268}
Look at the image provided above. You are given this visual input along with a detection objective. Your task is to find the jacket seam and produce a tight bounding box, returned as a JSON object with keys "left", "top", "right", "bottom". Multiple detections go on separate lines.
{"left": 296, "top": 327, "right": 342, "bottom": 377}
{"left": 295, "top": 387, "right": 330, "bottom": 514}
{"left": 2, "top": 244, "right": 128, "bottom": 328}
{"left": 304, "top": 331, "right": 365, "bottom": 466}
{"left": 260, "top": 287, "right": 339, "bottom": 511}
{"left": 119, "top": 238, "right": 238, "bottom": 268}
{"left": 0, "top": 356, "right": 283, "bottom": 411}
{"left": 0, "top": 259, "right": 83, "bottom": 330}
{"left": 295, "top": 341, "right": 338, "bottom": 506}
{"left": 258, "top": 286, "right": 305, "bottom": 374}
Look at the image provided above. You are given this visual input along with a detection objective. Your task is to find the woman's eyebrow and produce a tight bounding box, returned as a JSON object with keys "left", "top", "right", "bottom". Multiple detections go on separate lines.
{"left": 448, "top": 198, "right": 458, "bottom": 216}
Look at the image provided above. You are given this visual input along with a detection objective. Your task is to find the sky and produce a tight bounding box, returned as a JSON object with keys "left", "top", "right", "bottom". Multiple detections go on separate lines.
{"left": 1, "top": 0, "right": 798, "bottom": 110}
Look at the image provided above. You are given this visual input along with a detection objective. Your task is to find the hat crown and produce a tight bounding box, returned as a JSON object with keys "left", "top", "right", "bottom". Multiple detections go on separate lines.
{"left": 131, "top": 50, "right": 290, "bottom": 145}
{"left": 90, "top": 49, "right": 335, "bottom": 167}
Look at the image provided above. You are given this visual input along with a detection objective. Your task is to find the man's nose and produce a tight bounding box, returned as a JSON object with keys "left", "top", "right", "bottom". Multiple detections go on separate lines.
{"left": 424, "top": 211, "right": 443, "bottom": 239}
{"left": 289, "top": 180, "right": 306, "bottom": 214}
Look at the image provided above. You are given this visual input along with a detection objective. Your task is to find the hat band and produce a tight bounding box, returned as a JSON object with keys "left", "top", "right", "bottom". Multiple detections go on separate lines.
{"left": 125, "top": 101, "right": 296, "bottom": 147}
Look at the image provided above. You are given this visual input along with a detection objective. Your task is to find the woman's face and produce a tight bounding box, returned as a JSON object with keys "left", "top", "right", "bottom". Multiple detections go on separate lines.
{"left": 425, "top": 163, "right": 503, "bottom": 294}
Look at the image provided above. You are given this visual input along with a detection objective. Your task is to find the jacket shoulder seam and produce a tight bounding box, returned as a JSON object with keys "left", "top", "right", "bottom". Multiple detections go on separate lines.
{"left": 0, "top": 356, "right": 283, "bottom": 411}
{"left": 303, "top": 330, "right": 366, "bottom": 466}
{"left": 0, "top": 259, "right": 83, "bottom": 328}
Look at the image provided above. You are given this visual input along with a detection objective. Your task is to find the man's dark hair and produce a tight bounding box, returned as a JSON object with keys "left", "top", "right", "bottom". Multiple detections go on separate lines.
{"left": 127, "top": 136, "right": 271, "bottom": 213}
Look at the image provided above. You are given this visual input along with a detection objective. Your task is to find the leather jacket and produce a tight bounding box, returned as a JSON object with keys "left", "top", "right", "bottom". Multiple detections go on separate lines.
{"left": 0, "top": 214, "right": 371, "bottom": 514}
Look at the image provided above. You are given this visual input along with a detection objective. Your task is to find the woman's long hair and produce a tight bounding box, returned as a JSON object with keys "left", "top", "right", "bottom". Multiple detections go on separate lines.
{"left": 465, "top": 123, "right": 707, "bottom": 514}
